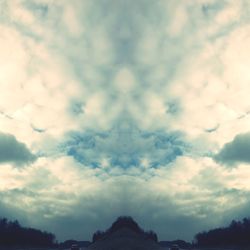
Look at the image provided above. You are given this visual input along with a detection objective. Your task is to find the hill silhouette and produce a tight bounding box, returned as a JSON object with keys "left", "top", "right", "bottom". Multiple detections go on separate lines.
{"left": 88, "top": 216, "right": 161, "bottom": 250}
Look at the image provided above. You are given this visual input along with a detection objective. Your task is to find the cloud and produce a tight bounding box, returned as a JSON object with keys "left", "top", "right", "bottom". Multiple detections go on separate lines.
{"left": 1, "top": 154, "right": 249, "bottom": 241}
{"left": 60, "top": 116, "right": 187, "bottom": 169}
{"left": 0, "top": 132, "right": 36, "bottom": 166}
{"left": 215, "top": 132, "right": 250, "bottom": 166}
{"left": 0, "top": 0, "right": 120, "bottom": 156}
{"left": 1, "top": 0, "right": 250, "bottom": 243}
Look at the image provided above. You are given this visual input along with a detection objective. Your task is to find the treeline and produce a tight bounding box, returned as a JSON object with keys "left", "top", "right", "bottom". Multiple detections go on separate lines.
{"left": 92, "top": 216, "right": 158, "bottom": 242}
{"left": 0, "top": 217, "right": 56, "bottom": 247}
{"left": 195, "top": 217, "right": 250, "bottom": 247}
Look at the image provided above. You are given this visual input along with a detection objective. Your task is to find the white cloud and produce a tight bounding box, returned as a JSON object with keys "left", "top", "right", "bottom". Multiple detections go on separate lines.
{"left": 113, "top": 67, "right": 136, "bottom": 94}
{"left": 63, "top": 3, "right": 83, "bottom": 36}
{"left": 8, "top": 0, "right": 35, "bottom": 25}
{"left": 215, "top": 1, "right": 241, "bottom": 26}
{"left": 165, "top": 19, "right": 250, "bottom": 151}
{"left": 0, "top": 0, "right": 119, "bottom": 152}
{"left": 167, "top": 3, "right": 189, "bottom": 37}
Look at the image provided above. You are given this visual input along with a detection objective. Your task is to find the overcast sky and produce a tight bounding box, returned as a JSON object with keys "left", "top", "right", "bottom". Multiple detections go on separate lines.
{"left": 1, "top": 0, "right": 250, "bottom": 242}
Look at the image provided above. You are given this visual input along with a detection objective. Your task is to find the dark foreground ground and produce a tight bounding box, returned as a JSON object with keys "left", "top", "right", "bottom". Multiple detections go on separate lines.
{"left": 1, "top": 247, "right": 250, "bottom": 250}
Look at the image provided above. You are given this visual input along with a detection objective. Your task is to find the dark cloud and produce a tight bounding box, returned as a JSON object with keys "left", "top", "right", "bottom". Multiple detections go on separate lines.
{"left": 68, "top": 100, "right": 85, "bottom": 117}
{"left": 214, "top": 132, "right": 250, "bottom": 166}
{"left": 60, "top": 120, "right": 187, "bottom": 169}
{"left": 0, "top": 132, "right": 36, "bottom": 166}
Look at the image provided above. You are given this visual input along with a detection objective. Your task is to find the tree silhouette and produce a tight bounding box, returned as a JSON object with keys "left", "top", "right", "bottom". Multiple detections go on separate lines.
{"left": 0, "top": 217, "right": 56, "bottom": 247}
{"left": 195, "top": 217, "right": 250, "bottom": 247}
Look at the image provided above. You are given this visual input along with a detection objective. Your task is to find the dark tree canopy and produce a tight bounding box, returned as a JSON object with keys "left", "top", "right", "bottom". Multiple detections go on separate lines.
{"left": 0, "top": 217, "right": 56, "bottom": 247}
{"left": 195, "top": 217, "right": 250, "bottom": 247}
{"left": 92, "top": 216, "right": 158, "bottom": 243}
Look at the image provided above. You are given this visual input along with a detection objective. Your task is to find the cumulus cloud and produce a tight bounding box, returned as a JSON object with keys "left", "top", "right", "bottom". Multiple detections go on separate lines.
{"left": 0, "top": 132, "right": 36, "bottom": 166}
{"left": 215, "top": 132, "right": 250, "bottom": 166}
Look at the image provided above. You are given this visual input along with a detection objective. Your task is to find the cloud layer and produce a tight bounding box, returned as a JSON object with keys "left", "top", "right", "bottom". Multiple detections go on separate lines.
{"left": 0, "top": 0, "right": 250, "bottom": 243}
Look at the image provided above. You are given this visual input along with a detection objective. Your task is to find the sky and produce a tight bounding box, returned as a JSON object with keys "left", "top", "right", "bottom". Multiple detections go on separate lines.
{"left": 1, "top": 0, "right": 250, "bottom": 242}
